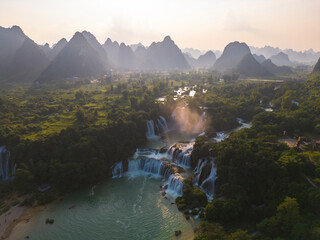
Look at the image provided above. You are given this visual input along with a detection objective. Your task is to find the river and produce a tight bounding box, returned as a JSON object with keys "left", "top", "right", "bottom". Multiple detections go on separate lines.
{"left": 9, "top": 129, "right": 199, "bottom": 240}
{"left": 8, "top": 109, "right": 251, "bottom": 240}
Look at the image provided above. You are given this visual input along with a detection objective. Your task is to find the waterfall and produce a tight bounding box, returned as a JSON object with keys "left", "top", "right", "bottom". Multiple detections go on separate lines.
{"left": 200, "top": 161, "right": 217, "bottom": 202}
{"left": 146, "top": 116, "right": 169, "bottom": 140}
{"left": 213, "top": 132, "right": 229, "bottom": 142}
{"left": 213, "top": 118, "right": 252, "bottom": 142}
{"left": 0, "top": 146, "right": 12, "bottom": 181}
{"left": 146, "top": 120, "right": 159, "bottom": 140}
{"left": 167, "top": 143, "right": 193, "bottom": 168}
{"left": 236, "top": 118, "right": 252, "bottom": 130}
{"left": 193, "top": 159, "right": 208, "bottom": 186}
{"left": 127, "top": 157, "right": 171, "bottom": 179}
{"left": 165, "top": 173, "right": 184, "bottom": 198}
{"left": 112, "top": 161, "right": 123, "bottom": 178}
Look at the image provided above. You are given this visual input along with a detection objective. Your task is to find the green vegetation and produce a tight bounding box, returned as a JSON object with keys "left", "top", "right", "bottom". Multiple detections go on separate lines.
{"left": 1, "top": 71, "right": 320, "bottom": 239}
{"left": 190, "top": 74, "right": 320, "bottom": 239}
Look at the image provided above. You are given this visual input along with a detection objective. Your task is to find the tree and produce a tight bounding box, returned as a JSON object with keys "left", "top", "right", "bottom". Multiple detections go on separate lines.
{"left": 75, "top": 107, "right": 86, "bottom": 123}
{"left": 75, "top": 90, "right": 85, "bottom": 101}
{"left": 258, "top": 197, "right": 300, "bottom": 238}
{"left": 228, "top": 230, "right": 251, "bottom": 240}
{"left": 129, "top": 96, "right": 138, "bottom": 109}
{"left": 276, "top": 197, "right": 300, "bottom": 235}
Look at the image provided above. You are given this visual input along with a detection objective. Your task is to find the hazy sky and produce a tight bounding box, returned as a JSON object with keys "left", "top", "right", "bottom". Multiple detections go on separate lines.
{"left": 1, "top": 0, "right": 319, "bottom": 51}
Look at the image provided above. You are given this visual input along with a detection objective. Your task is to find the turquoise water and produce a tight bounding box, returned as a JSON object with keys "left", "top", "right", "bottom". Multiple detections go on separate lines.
{"left": 10, "top": 128, "right": 211, "bottom": 240}
{"left": 10, "top": 118, "right": 251, "bottom": 240}
{"left": 11, "top": 175, "right": 196, "bottom": 240}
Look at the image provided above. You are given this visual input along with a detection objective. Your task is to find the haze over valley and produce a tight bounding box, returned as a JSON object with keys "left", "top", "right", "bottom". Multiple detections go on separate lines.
{"left": 1, "top": 1, "right": 320, "bottom": 240}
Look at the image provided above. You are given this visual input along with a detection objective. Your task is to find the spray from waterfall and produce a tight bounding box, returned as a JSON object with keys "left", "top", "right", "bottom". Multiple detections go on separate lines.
{"left": 170, "top": 106, "right": 206, "bottom": 134}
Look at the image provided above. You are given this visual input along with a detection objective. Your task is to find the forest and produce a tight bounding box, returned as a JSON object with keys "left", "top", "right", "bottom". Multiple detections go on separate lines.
{"left": 0, "top": 72, "right": 320, "bottom": 239}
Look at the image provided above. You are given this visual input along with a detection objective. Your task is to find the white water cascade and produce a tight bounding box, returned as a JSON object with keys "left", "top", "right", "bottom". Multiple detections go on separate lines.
{"left": 193, "top": 159, "right": 208, "bottom": 186}
{"left": 213, "top": 132, "right": 229, "bottom": 142}
{"left": 146, "top": 116, "right": 169, "bottom": 140}
{"left": 146, "top": 120, "right": 158, "bottom": 140}
{"left": 0, "top": 146, "right": 15, "bottom": 181}
{"left": 165, "top": 173, "right": 184, "bottom": 198}
{"left": 213, "top": 118, "right": 252, "bottom": 142}
{"left": 200, "top": 161, "right": 217, "bottom": 202}
{"left": 127, "top": 157, "right": 171, "bottom": 179}
{"left": 112, "top": 161, "right": 123, "bottom": 178}
{"left": 167, "top": 142, "right": 193, "bottom": 168}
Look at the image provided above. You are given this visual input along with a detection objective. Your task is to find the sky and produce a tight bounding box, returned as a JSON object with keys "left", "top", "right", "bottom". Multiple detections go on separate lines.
{"left": 0, "top": 0, "right": 320, "bottom": 51}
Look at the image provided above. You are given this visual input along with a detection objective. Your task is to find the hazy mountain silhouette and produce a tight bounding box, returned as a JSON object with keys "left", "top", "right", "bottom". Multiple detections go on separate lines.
{"left": 134, "top": 45, "right": 147, "bottom": 60}
{"left": 251, "top": 45, "right": 320, "bottom": 65}
{"left": 270, "top": 52, "right": 293, "bottom": 66}
{"left": 313, "top": 58, "right": 320, "bottom": 73}
{"left": 250, "top": 45, "right": 280, "bottom": 59}
{"left": 184, "top": 51, "right": 216, "bottom": 69}
{"left": 0, "top": 26, "right": 27, "bottom": 74}
{"left": 102, "top": 38, "right": 119, "bottom": 68}
{"left": 182, "top": 48, "right": 204, "bottom": 59}
{"left": 82, "top": 31, "right": 109, "bottom": 66}
{"left": 49, "top": 38, "right": 68, "bottom": 59}
{"left": 261, "top": 59, "right": 292, "bottom": 75}
{"left": 39, "top": 43, "right": 51, "bottom": 56}
{"left": 283, "top": 48, "right": 320, "bottom": 65}
{"left": 236, "top": 53, "right": 271, "bottom": 77}
{"left": 196, "top": 51, "right": 216, "bottom": 68}
{"left": 253, "top": 54, "right": 267, "bottom": 64}
{"left": 7, "top": 38, "right": 50, "bottom": 83}
{"left": 139, "top": 36, "right": 190, "bottom": 71}
{"left": 37, "top": 32, "right": 106, "bottom": 82}
{"left": 118, "top": 43, "right": 137, "bottom": 70}
{"left": 1, "top": 25, "right": 317, "bottom": 83}
{"left": 183, "top": 53, "right": 196, "bottom": 68}
{"left": 214, "top": 41, "right": 251, "bottom": 71}
{"left": 130, "top": 43, "right": 144, "bottom": 52}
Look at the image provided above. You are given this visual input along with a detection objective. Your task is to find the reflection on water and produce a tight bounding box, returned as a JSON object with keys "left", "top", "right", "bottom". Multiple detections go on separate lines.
{"left": 10, "top": 176, "right": 197, "bottom": 240}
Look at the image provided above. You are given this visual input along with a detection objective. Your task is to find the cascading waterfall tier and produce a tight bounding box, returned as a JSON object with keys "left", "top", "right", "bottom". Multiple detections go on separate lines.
{"left": 200, "top": 161, "right": 217, "bottom": 202}
{"left": 167, "top": 142, "right": 193, "bottom": 168}
{"left": 127, "top": 157, "right": 172, "bottom": 180}
{"left": 164, "top": 173, "right": 184, "bottom": 198}
{"left": 0, "top": 146, "right": 16, "bottom": 181}
{"left": 193, "top": 158, "right": 208, "bottom": 186}
{"left": 111, "top": 146, "right": 185, "bottom": 199}
{"left": 146, "top": 116, "right": 168, "bottom": 140}
{"left": 213, "top": 118, "right": 252, "bottom": 142}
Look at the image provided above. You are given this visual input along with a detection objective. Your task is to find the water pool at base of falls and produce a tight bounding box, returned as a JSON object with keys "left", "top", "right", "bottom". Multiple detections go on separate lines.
{"left": 9, "top": 176, "right": 197, "bottom": 240}
{"left": 10, "top": 114, "right": 250, "bottom": 240}
{"left": 11, "top": 131, "right": 199, "bottom": 240}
